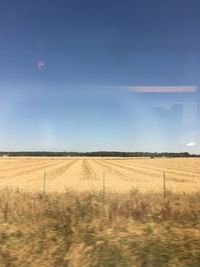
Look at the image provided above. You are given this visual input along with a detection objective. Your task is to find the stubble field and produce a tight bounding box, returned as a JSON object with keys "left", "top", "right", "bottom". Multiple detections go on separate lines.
{"left": 0, "top": 157, "right": 199, "bottom": 193}
{"left": 0, "top": 157, "right": 200, "bottom": 266}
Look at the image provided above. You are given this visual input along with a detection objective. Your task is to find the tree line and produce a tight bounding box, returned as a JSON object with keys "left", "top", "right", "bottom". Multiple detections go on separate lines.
{"left": 0, "top": 151, "right": 199, "bottom": 157}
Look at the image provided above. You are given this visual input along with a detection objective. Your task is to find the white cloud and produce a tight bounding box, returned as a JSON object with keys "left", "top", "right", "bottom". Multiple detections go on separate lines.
{"left": 186, "top": 142, "right": 196, "bottom": 146}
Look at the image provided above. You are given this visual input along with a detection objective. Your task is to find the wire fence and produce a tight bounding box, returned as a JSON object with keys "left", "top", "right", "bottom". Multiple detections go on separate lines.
{"left": 4, "top": 169, "right": 198, "bottom": 199}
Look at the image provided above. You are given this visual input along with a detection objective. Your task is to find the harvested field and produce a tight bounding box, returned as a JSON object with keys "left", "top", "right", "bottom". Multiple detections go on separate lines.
{"left": 0, "top": 158, "right": 200, "bottom": 266}
{"left": 0, "top": 157, "right": 199, "bottom": 193}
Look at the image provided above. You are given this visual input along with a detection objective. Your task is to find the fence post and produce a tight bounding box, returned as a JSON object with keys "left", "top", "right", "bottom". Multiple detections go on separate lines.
{"left": 43, "top": 170, "right": 46, "bottom": 195}
{"left": 102, "top": 171, "right": 106, "bottom": 199}
{"left": 163, "top": 171, "right": 166, "bottom": 200}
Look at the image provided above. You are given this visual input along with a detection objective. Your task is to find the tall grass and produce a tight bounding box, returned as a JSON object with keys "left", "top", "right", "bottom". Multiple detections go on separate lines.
{"left": 0, "top": 188, "right": 199, "bottom": 266}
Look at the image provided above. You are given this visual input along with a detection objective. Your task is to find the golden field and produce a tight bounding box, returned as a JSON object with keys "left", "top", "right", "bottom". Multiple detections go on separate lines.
{"left": 0, "top": 157, "right": 200, "bottom": 266}
{"left": 0, "top": 157, "right": 199, "bottom": 193}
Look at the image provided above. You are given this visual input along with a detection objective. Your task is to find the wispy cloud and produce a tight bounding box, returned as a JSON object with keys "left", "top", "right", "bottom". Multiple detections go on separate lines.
{"left": 37, "top": 60, "right": 45, "bottom": 71}
{"left": 124, "top": 86, "right": 198, "bottom": 93}
{"left": 186, "top": 142, "right": 196, "bottom": 146}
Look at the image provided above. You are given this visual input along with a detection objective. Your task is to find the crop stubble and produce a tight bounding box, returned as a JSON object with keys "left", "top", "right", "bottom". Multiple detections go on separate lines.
{"left": 0, "top": 157, "right": 199, "bottom": 193}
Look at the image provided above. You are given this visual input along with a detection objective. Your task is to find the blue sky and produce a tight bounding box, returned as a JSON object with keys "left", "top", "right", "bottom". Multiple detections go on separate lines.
{"left": 0, "top": 0, "right": 200, "bottom": 152}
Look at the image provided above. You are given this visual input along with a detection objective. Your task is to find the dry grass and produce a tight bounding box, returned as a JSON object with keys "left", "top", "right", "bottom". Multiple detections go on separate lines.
{"left": 0, "top": 188, "right": 199, "bottom": 266}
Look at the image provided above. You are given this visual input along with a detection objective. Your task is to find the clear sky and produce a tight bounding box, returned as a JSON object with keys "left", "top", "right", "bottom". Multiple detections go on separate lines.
{"left": 0, "top": 0, "right": 200, "bottom": 152}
